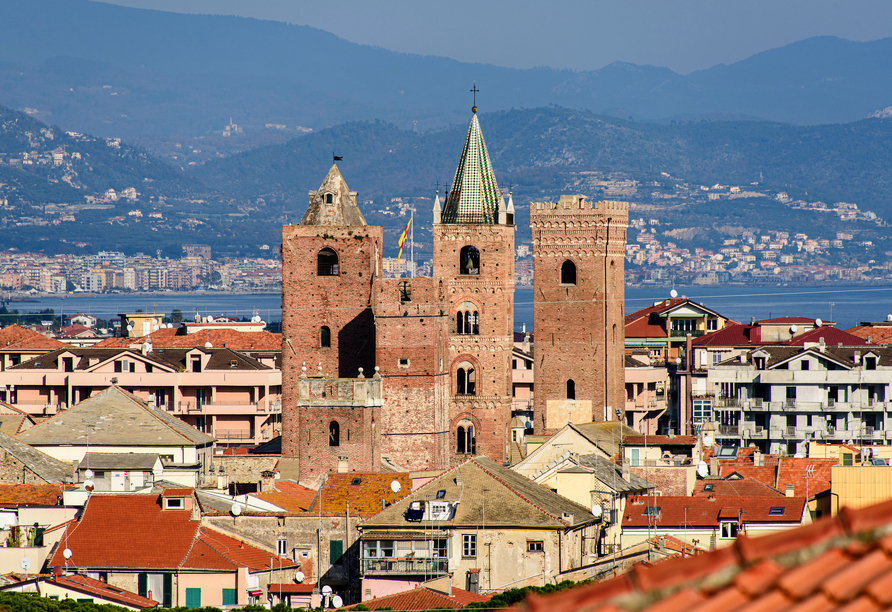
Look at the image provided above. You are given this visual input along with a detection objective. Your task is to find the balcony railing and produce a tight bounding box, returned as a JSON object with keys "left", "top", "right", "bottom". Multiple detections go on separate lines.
{"left": 669, "top": 330, "right": 705, "bottom": 338}
{"left": 361, "top": 557, "right": 448, "bottom": 576}
{"left": 718, "top": 424, "right": 740, "bottom": 436}
{"left": 784, "top": 426, "right": 799, "bottom": 438}
{"left": 714, "top": 397, "right": 741, "bottom": 408}
{"left": 215, "top": 429, "right": 253, "bottom": 440}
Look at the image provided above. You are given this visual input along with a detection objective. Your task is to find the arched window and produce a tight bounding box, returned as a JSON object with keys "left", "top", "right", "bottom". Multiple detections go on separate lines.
{"left": 457, "top": 312, "right": 465, "bottom": 334}
{"left": 456, "top": 425, "right": 476, "bottom": 454}
{"left": 459, "top": 246, "right": 480, "bottom": 275}
{"left": 456, "top": 363, "right": 476, "bottom": 395}
{"left": 318, "top": 248, "right": 339, "bottom": 276}
{"left": 329, "top": 421, "right": 340, "bottom": 447}
{"left": 321, "top": 326, "right": 331, "bottom": 348}
{"left": 561, "top": 260, "right": 577, "bottom": 285}
{"left": 455, "top": 303, "right": 479, "bottom": 335}
{"left": 325, "top": 193, "right": 333, "bottom": 204}
{"left": 567, "top": 379, "right": 576, "bottom": 400}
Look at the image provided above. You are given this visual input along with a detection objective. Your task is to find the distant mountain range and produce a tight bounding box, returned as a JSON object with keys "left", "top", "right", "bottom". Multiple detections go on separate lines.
{"left": 2, "top": 0, "right": 892, "bottom": 147}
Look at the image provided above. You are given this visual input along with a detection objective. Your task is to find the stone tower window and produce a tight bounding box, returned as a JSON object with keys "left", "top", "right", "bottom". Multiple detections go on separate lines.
{"left": 329, "top": 421, "right": 340, "bottom": 447}
{"left": 456, "top": 309, "right": 479, "bottom": 335}
{"left": 456, "top": 363, "right": 476, "bottom": 395}
{"left": 457, "top": 425, "right": 476, "bottom": 454}
{"left": 325, "top": 193, "right": 334, "bottom": 204}
{"left": 567, "top": 379, "right": 576, "bottom": 400}
{"left": 318, "top": 248, "right": 339, "bottom": 276}
{"left": 321, "top": 326, "right": 331, "bottom": 348}
{"left": 561, "top": 260, "right": 577, "bottom": 285}
{"left": 459, "top": 246, "right": 480, "bottom": 275}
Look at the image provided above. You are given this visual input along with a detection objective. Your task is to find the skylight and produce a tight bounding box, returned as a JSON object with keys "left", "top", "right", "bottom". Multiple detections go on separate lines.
{"left": 704, "top": 484, "right": 714, "bottom": 492}
{"left": 768, "top": 506, "right": 785, "bottom": 516}
{"left": 351, "top": 477, "right": 362, "bottom": 485}
{"left": 644, "top": 506, "right": 661, "bottom": 516}
{"left": 436, "top": 490, "right": 446, "bottom": 499}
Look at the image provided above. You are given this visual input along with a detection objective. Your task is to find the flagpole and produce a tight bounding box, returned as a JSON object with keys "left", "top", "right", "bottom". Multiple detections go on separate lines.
{"left": 410, "top": 207, "right": 415, "bottom": 277}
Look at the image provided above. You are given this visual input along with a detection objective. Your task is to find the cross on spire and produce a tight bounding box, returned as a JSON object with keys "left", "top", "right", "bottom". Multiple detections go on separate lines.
{"left": 470, "top": 82, "right": 479, "bottom": 113}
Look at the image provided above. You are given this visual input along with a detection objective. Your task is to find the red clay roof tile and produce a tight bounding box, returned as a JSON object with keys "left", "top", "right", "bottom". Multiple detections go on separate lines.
{"left": 51, "top": 574, "right": 158, "bottom": 608}
{"left": 343, "top": 586, "right": 489, "bottom": 610}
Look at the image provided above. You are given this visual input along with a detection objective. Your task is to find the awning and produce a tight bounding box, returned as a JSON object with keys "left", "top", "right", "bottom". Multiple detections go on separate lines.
{"left": 248, "top": 590, "right": 263, "bottom": 597}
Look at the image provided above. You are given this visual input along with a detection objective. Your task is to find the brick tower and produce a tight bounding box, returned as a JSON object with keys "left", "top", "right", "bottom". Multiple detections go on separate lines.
{"left": 530, "top": 196, "right": 628, "bottom": 429}
{"left": 280, "top": 165, "right": 383, "bottom": 464}
{"left": 433, "top": 108, "right": 515, "bottom": 463}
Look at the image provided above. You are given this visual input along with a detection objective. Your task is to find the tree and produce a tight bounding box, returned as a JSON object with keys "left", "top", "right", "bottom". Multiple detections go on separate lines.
{"left": 170, "top": 308, "right": 184, "bottom": 324}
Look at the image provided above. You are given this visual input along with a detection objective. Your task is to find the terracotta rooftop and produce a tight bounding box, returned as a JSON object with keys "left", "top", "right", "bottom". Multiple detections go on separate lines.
{"left": 0, "top": 325, "right": 66, "bottom": 351}
{"left": 94, "top": 327, "right": 282, "bottom": 351}
{"left": 783, "top": 326, "right": 868, "bottom": 346}
{"left": 625, "top": 298, "right": 728, "bottom": 340}
{"left": 313, "top": 472, "right": 413, "bottom": 518}
{"left": 693, "top": 473, "right": 784, "bottom": 498}
{"left": 269, "top": 583, "right": 315, "bottom": 595}
{"left": 254, "top": 480, "right": 316, "bottom": 513}
{"left": 48, "top": 492, "right": 297, "bottom": 572}
{"left": 848, "top": 324, "right": 892, "bottom": 345}
{"left": 344, "top": 585, "right": 489, "bottom": 610}
{"left": 0, "top": 484, "right": 65, "bottom": 507}
{"left": 622, "top": 495, "right": 806, "bottom": 527}
{"left": 520, "top": 498, "right": 892, "bottom": 612}
{"left": 50, "top": 574, "right": 158, "bottom": 608}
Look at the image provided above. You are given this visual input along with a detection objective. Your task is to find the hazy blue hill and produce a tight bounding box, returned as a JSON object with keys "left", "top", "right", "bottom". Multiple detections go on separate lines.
{"left": 2, "top": 0, "right": 892, "bottom": 145}
{"left": 192, "top": 107, "right": 892, "bottom": 219}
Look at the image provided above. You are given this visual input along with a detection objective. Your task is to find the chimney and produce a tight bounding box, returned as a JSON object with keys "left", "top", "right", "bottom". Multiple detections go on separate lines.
{"left": 260, "top": 470, "right": 276, "bottom": 492}
{"left": 710, "top": 457, "right": 719, "bottom": 476}
{"left": 751, "top": 317, "right": 756, "bottom": 326}
{"left": 622, "top": 460, "right": 631, "bottom": 482}
{"left": 72, "top": 459, "right": 80, "bottom": 483}
{"left": 785, "top": 483, "right": 795, "bottom": 497}
{"left": 753, "top": 450, "right": 762, "bottom": 466}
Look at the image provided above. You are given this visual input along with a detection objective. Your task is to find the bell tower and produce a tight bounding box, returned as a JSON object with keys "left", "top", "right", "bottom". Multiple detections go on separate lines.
{"left": 433, "top": 108, "right": 515, "bottom": 463}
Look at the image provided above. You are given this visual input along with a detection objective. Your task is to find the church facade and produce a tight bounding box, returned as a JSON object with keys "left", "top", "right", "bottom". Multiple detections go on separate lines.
{"left": 280, "top": 109, "right": 628, "bottom": 485}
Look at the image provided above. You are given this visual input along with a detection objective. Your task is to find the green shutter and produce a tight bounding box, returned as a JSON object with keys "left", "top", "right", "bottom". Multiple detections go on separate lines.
{"left": 76, "top": 599, "right": 94, "bottom": 603}
{"left": 138, "top": 573, "right": 147, "bottom": 598}
{"left": 186, "top": 588, "right": 201, "bottom": 609}
{"left": 163, "top": 574, "right": 173, "bottom": 609}
{"left": 330, "top": 539, "right": 344, "bottom": 564}
{"left": 222, "top": 589, "right": 237, "bottom": 606}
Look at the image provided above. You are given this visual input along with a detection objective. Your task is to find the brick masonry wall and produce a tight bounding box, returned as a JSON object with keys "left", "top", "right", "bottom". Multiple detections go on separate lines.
{"left": 296, "top": 401, "right": 378, "bottom": 488}
{"left": 434, "top": 223, "right": 515, "bottom": 463}
{"left": 630, "top": 466, "right": 691, "bottom": 496}
{"left": 531, "top": 197, "right": 628, "bottom": 428}
{"left": 0, "top": 451, "right": 54, "bottom": 484}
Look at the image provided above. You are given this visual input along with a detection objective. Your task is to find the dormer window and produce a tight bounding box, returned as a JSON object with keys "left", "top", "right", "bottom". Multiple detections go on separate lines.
{"left": 866, "top": 356, "right": 877, "bottom": 370}
{"left": 164, "top": 497, "right": 185, "bottom": 510}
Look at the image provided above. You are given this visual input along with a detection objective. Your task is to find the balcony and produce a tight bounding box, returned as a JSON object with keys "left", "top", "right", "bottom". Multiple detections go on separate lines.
{"left": 718, "top": 424, "right": 740, "bottom": 436}
{"left": 742, "top": 426, "right": 766, "bottom": 439}
{"left": 215, "top": 429, "right": 253, "bottom": 440}
{"left": 361, "top": 557, "right": 448, "bottom": 576}
{"left": 669, "top": 330, "right": 705, "bottom": 338}
{"left": 784, "top": 426, "right": 799, "bottom": 438}
{"left": 714, "top": 397, "right": 742, "bottom": 408}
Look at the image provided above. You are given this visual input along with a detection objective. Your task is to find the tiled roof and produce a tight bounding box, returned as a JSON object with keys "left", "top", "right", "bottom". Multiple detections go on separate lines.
{"left": 50, "top": 574, "right": 158, "bottom": 608}
{"left": 0, "top": 325, "right": 67, "bottom": 350}
{"left": 784, "top": 326, "right": 868, "bottom": 346}
{"left": 622, "top": 495, "right": 806, "bottom": 527}
{"left": 47, "top": 492, "right": 297, "bottom": 572}
{"left": 520, "top": 498, "right": 892, "bottom": 612}
{"left": 441, "top": 112, "right": 502, "bottom": 224}
{"left": 19, "top": 386, "right": 215, "bottom": 447}
{"left": 574, "top": 455, "right": 653, "bottom": 494}
{"left": 571, "top": 422, "right": 639, "bottom": 458}
{"left": 361, "top": 457, "right": 597, "bottom": 529}
{"left": 693, "top": 474, "right": 783, "bottom": 497}
{"left": 758, "top": 316, "right": 826, "bottom": 324}
{"left": 623, "top": 435, "right": 696, "bottom": 446}
{"left": 0, "top": 433, "right": 72, "bottom": 484}
{"left": 301, "top": 164, "right": 367, "bottom": 226}
{"left": 344, "top": 585, "right": 489, "bottom": 610}
{"left": 692, "top": 323, "right": 763, "bottom": 346}
{"left": 254, "top": 480, "right": 316, "bottom": 513}
{"left": 269, "top": 583, "right": 315, "bottom": 595}
{"left": 314, "top": 472, "right": 413, "bottom": 518}
{"left": 0, "top": 484, "right": 65, "bottom": 507}
{"left": 81, "top": 453, "right": 160, "bottom": 471}
{"left": 848, "top": 324, "right": 892, "bottom": 344}
{"left": 94, "top": 328, "right": 282, "bottom": 351}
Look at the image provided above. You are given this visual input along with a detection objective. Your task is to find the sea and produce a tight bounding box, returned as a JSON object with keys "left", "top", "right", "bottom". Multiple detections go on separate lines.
{"left": 9, "top": 284, "right": 892, "bottom": 332}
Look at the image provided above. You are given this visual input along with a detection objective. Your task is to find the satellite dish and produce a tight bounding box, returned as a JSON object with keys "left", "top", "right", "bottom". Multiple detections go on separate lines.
{"left": 294, "top": 571, "right": 305, "bottom": 583}
{"left": 85, "top": 469, "right": 94, "bottom": 479}
{"left": 887, "top": 314, "right": 892, "bottom": 322}
{"left": 670, "top": 289, "right": 678, "bottom": 298}
{"left": 703, "top": 433, "right": 714, "bottom": 448}
{"left": 332, "top": 595, "right": 343, "bottom": 608}
{"left": 63, "top": 548, "right": 73, "bottom": 559}
{"left": 321, "top": 585, "right": 333, "bottom": 596}
{"left": 790, "top": 325, "right": 797, "bottom": 333}
{"left": 84, "top": 479, "right": 95, "bottom": 491}
{"left": 152, "top": 325, "right": 159, "bottom": 332}
{"left": 591, "top": 503, "right": 603, "bottom": 519}
{"left": 20, "top": 557, "right": 31, "bottom": 571}
{"left": 207, "top": 316, "right": 214, "bottom": 322}
{"left": 231, "top": 503, "right": 242, "bottom": 516}
{"left": 697, "top": 461, "right": 708, "bottom": 478}
{"left": 815, "top": 318, "right": 823, "bottom": 327}
{"left": 390, "top": 480, "right": 401, "bottom": 493}
{"left": 205, "top": 342, "right": 213, "bottom": 348}
{"left": 127, "top": 324, "right": 133, "bottom": 331}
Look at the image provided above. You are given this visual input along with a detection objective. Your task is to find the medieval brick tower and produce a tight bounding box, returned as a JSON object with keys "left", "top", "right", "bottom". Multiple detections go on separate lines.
{"left": 433, "top": 108, "right": 515, "bottom": 463}
{"left": 530, "top": 196, "right": 628, "bottom": 429}
{"left": 280, "top": 165, "right": 383, "bottom": 470}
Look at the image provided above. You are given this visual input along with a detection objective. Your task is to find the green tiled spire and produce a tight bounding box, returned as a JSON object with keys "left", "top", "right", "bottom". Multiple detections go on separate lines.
{"left": 441, "top": 112, "right": 502, "bottom": 224}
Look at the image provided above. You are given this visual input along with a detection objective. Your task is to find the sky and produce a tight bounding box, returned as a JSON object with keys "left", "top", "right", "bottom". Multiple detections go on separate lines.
{"left": 95, "top": 0, "right": 892, "bottom": 74}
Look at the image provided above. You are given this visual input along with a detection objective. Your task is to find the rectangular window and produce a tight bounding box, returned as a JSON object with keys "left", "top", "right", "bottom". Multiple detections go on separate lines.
{"left": 707, "top": 318, "right": 718, "bottom": 331}
{"left": 527, "top": 541, "right": 543, "bottom": 552}
{"left": 63, "top": 357, "right": 73, "bottom": 372}
{"left": 692, "top": 399, "right": 712, "bottom": 423}
{"left": 185, "top": 588, "right": 201, "bottom": 609}
{"left": 146, "top": 364, "right": 153, "bottom": 373}
{"left": 631, "top": 448, "right": 640, "bottom": 467}
{"left": 801, "top": 360, "right": 809, "bottom": 370}
{"left": 277, "top": 538, "right": 288, "bottom": 557}
{"left": 843, "top": 453, "right": 853, "bottom": 466}
{"left": 786, "top": 387, "right": 797, "bottom": 400}
{"left": 720, "top": 522, "right": 739, "bottom": 538}
{"left": 462, "top": 534, "right": 477, "bottom": 558}
{"left": 330, "top": 540, "right": 344, "bottom": 565}
{"left": 114, "top": 361, "right": 122, "bottom": 373}
{"left": 222, "top": 589, "right": 237, "bottom": 606}
{"left": 866, "top": 357, "right": 877, "bottom": 370}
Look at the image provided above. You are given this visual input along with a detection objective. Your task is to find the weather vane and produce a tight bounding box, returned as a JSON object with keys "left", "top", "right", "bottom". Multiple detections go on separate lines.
{"left": 470, "top": 82, "right": 479, "bottom": 113}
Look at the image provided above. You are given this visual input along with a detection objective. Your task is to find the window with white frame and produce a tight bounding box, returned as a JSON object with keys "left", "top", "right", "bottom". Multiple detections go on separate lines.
{"left": 462, "top": 534, "right": 477, "bottom": 558}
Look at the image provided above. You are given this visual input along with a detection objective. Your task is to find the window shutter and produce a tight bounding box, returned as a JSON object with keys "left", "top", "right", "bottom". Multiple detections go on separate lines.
{"left": 330, "top": 539, "right": 344, "bottom": 564}
{"left": 137, "top": 573, "right": 147, "bottom": 598}
{"left": 222, "top": 589, "right": 237, "bottom": 606}
{"left": 162, "top": 574, "right": 173, "bottom": 609}
{"left": 186, "top": 588, "right": 201, "bottom": 609}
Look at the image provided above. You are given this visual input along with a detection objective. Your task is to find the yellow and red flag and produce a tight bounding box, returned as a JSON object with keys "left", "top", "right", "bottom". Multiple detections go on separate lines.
{"left": 397, "top": 218, "right": 411, "bottom": 263}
